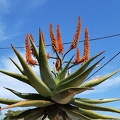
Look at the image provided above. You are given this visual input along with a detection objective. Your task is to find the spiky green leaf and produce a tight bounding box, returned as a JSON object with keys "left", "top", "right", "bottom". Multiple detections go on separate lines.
{"left": 0, "top": 98, "right": 20, "bottom": 105}
{"left": 11, "top": 108, "right": 46, "bottom": 120}
{"left": 0, "top": 70, "right": 30, "bottom": 85}
{"left": 11, "top": 45, "right": 54, "bottom": 97}
{"left": 66, "top": 104, "right": 119, "bottom": 119}
{"left": 9, "top": 57, "right": 25, "bottom": 75}
{"left": 70, "top": 99, "right": 120, "bottom": 114}
{"left": 80, "top": 69, "right": 120, "bottom": 88}
{"left": 38, "top": 30, "right": 56, "bottom": 90}
{"left": 61, "top": 107, "right": 91, "bottom": 120}
{"left": 47, "top": 105, "right": 59, "bottom": 119}
{"left": 54, "top": 57, "right": 104, "bottom": 92}
{"left": 75, "top": 98, "right": 120, "bottom": 104}
{"left": 4, "top": 87, "right": 50, "bottom": 100}
{"left": 55, "top": 55, "right": 74, "bottom": 84}
{"left": 0, "top": 100, "right": 54, "bottom": 110}
{"left": 60, "top": 51, "right": 104, "bottom": 83}
{"left": 30, "top": 37, "right": 56, "bottom": 90}
{"left": 51, "top": 87, "right": 93, "bottom": 104}
{"left": 77, "top": 107, "right": 120, "bottom": 119}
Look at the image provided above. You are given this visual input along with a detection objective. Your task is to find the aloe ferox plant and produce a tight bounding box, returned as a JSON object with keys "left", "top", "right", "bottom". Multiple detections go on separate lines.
{"left": 0, "top": 17, "right": 120, "bottom": 120}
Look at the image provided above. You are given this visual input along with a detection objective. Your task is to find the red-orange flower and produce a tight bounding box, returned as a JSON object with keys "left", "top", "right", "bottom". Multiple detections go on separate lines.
{"left": 70, "top": 17, "right": 82, "bottom": 50}
{"left": 55, "top": 59, "right": 61, "bottom": 71}
{"left": 83, "top": 27, "right": 90, "bottom": 62}
{"left": 57, "top": 25, "right": 64, "bottom": 53}
{"left": 29, "top": 34, "right": 36, "bottom": 57}
{"left": 73, "top": 47, "right": 85, "bottom": 64}
{"left": 26, "top": 34, "right": 31, "bottom": 60}
{"left": 50, "top": 23, "right": 58, "bottom": 52}
{"left": 25, "top": 34, "right": 38, "bottom": 66}
{"left": 46, "top": 54, "right": 51, "bottom": 59}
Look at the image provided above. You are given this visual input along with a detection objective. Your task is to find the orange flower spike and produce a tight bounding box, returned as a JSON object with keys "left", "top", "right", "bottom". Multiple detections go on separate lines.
{"left": 25, "top": 34, "right": 31, "bottom": 63}
{"left": 55, "top": 59, "right": 61, "bottom": 71}
{"left": 70, "top": 17, "right": 82, "bottom": 50}
{"left": 57, "top": 25, "right": 64, "bottom": 53}
{"left": 46, "top": 54, "right": 51, "bottom": 59}
{"left": 74, "top": 47, "right": 85, "bottom": 64}
{"left": 84, "top": 27, "right": 90, "bottom": 62}
{"left": 25, "top": 34, "right": 38, "bottom": 66}
{"left": 27, "top": 59, "right": 38, "bottom": 66}
{"left": 50, "top": 23, "right": 58, "bottom": 52}
{"left": 75, "top": 47, "right": 81, "bottom": 63}
{"left": 29, "top": 34, "right": 36, "bottom": 57}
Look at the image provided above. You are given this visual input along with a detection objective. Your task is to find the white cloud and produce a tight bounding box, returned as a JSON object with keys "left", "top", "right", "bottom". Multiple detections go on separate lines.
{"left": 0, "top": 22, "right": 15, "bottom": 41}
{"left": 0, "top": 0, "right": 47, "bottom": 14}
{"left": 0, "top": 51, "right": 39, "bottom": 118}
{"left": 0, "top": 0, "right": 10, "bottom": 13}
{"left": 80, "top": 75, "right": 120, "bottom": 95}
{"left": 0, "top": 51, "right": 39, "bottom": 99}
{"left": 0, "top": 23, "right": 6, "bottom": 40}
{"left": 0, "top": 0, "right": 48, "bottom": 41}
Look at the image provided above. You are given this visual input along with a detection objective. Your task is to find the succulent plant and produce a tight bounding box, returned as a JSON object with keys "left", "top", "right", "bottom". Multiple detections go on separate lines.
{"left": 0, "top": 17, "right": 120, "bottom": 120}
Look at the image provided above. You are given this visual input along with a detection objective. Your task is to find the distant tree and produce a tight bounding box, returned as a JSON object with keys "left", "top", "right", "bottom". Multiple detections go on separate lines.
{"left": 4, "top": 110, "right": 24, "bottom": 120}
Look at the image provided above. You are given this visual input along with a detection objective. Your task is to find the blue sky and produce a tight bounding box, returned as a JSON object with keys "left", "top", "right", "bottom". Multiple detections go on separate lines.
{"left": 0, "top": 0, "right": 120, "bottom": 118}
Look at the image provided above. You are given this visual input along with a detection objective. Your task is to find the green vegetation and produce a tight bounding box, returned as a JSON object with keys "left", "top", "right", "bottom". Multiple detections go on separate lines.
{"left": 0, "top": 17, "right": 120, "bottom": 119}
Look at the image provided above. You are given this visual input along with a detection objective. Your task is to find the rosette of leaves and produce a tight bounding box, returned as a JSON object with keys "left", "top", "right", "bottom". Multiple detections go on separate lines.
{"left": 0, "top": 17, "right": 120, "bottom": 120}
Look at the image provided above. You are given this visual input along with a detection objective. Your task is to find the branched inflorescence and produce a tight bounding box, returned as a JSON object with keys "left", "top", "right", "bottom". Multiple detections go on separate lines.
{"left": 26, "top": 17, "right": 90, "bottom": 69}
{"left": 0, "top": 16, "right": 120, "bottom": 120}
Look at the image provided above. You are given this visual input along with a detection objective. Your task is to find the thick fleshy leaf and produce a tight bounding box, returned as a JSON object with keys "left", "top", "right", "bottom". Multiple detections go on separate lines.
{"left": 70, "top": 99, "right": 120, "bottom": 114}
{"left": 80, "top": 69, "right": 120, "bottom": 88}
{"left": 51, "top": 87, "right": 93, "bottom": 104}
{"left": 74, "top": 98, "right": 120, "bottom": 104}
{"left": 11, "top": 45, "right": 54, "bottom": 97}
{"left": 54, "top": 57, "right": 104, "bottom": 92}
{"left": 55, "top": 56, "right": 74, "bottom": 84}
{"left": 0, "top": 98, "right": 20, "bottom": 105}
{"left": 0, "top": 100, "right": 54, "bottom": 110}
{"left": 38, "top": 31, "right": 56, "bottom": 90}
{"left": 4, "top": 87, "right": 50, "bottom": 100}
{"left": 9, "top": 57, "right": 25, "bottom": 75}
{"left": 11, "top": 107, "right": 46, "bottom": 120}
{"left": 47, "top": 105, "right": 59, "bottom": 119}
{"left": 67, "top": 104, "right": 120, "bottom": 119}
{"left": 77, "top": 107, "right": 120, "bottom": 119}
{"left": 0, "top": 70, "right": 30, "bottom": 85}
{"left": 60, "top": 51, "right": 104, "bottom": 83}
{"left": 61, "top": 107, "right": 91, "bottom": 120}
{"left": 30, "top": 37, "right": 57, "bottom": 92}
